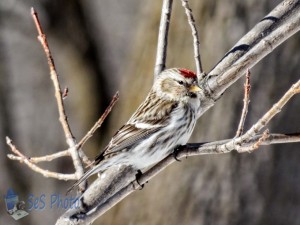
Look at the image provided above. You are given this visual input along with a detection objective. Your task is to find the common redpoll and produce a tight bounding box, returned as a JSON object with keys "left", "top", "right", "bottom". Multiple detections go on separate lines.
{"left": 69, "top": 68, "right": 201, "bottom": 191}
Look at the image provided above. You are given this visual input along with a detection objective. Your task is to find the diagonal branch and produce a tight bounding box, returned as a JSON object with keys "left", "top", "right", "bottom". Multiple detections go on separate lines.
{"left": 205, "top": 0, "right": 300, "bottom": 100}
{"left": 77, "top": 92, "right": 119, "bottom": 150}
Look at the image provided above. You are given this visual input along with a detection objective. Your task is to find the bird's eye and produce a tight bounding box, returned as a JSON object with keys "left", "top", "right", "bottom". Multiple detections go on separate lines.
{"left": 177, "top": 81, "right": 184, "bottom": 85}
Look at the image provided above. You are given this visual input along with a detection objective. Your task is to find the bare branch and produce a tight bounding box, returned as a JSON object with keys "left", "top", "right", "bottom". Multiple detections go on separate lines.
{"left": 31, "top": 8, "right": 85, "bottom": 182}
{"left": 180, "top": 0, "right": 203, "bottom": 77}
{"left": 205, "top": 1, "right": 300, "bottom": 101}
{"left": 154, "top": 0, "right": 173, "bottom": 77}
{"left": 6, "top": 137, "right": 76, "bottom": 180}
{"left": 235, "top": 69, "right": 251, "bottom": 137}
{"left": 31, "top": 8, "right": 73, "bottom": 143}
{"left": 236, "top": 129, "right": 270, "bottom": 152}
{"left": 28, "top": 150, "right": 70, "bottom": 163}
{"left": 235, "top": 76, "right": 300, "bottom": 145}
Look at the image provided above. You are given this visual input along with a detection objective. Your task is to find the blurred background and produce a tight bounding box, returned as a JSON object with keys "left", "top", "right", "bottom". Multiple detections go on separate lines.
{"left": 1, "top": 0, "right": 300, "bottom": 224}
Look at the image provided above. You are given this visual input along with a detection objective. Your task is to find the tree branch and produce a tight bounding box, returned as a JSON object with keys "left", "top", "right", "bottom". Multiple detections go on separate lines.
{"left": 6, "top": 137, "right": 76, "bottom": 180}
{"left": 31, "top": 8, "right": 85, "bottom": 183}
{"left": 180, "top": 0, "right": 203, "bottom": 77}
{"left": 235, "top": 69, "right": 251, "bottom": 137}
{"left": 154, "top": 0, "right": 173, "bottom": 77}
{"left": 8, "top": 149, "right": 70, "bottom": 163}
{"left": 205, "top": 1, "right": 300, "bottom": 101}
{"left": 76, "top": 92, "right": 119, "bottom": 150}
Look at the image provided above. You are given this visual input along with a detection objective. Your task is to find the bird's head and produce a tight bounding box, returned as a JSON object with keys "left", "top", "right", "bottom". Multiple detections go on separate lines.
{"left": 154, "top": 68, "right": 201, "bottom": 103}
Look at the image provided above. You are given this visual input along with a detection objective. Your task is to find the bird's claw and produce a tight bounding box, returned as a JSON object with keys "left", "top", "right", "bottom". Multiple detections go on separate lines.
{"left": 173, "top": 145, "right": 183, "bottom": 162}
{"left": 135, "top": 170, "right": 144, "bottom": 190}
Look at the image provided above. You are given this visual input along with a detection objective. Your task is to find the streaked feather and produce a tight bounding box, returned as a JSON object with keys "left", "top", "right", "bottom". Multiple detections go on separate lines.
{"left": 94, "top": 91, "right": 178, "bottom": 164}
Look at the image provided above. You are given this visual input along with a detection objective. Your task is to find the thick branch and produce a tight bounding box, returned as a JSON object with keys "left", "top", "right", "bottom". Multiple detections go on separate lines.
{"left": 205, "top": 0, "right": 300, "bottom": 101}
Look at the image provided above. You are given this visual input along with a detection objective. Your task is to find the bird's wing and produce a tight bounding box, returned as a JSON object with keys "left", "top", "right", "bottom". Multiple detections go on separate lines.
{"left": 94, "top": 96, "right": 179, "bottom": 164}
{"left": 94, "top": 123, "right": 163, "bottom": 164}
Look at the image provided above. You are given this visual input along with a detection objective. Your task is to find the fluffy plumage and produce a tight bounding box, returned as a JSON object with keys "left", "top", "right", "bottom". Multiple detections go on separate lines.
{"left": 69, "top": 68, "right": 201, "bottom": 191}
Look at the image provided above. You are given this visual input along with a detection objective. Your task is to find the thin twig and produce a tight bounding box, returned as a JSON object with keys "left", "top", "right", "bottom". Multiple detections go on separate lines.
{"left": 215, "top": 76, "right": 300, "bottom": 153}
{"left": 235, "top": 69, "right": 251, "bottom": 137}
{"left": 154, "top": 0, "right": 173, "bottom": 77}
{"left": 77, "top": 92, "right": 119, "bottom": 149}
{"left": 236, "top": 129, "right": 270, "bottom": 152}
{"left": 31, "top": 8, "right": 85, "bottom": 186}
{"left": 236, "top": 77, "right": 300, "bottom": 145}
{"left": 29, "top": 150, "right": 70, "bottom": 163}
{"left": 62, "top": 87, "right": 69, "bottom": 99}
{"left": 31, "top": 8, "right": 73, "bottom": 143}
{"left": 180, "top": 0, "right": 203, "bottom": 78}
{"left": 6, "top": 137, "right": 76, "bottom": 180}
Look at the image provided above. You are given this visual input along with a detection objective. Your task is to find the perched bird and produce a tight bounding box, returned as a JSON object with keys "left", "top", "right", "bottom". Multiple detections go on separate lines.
{"left": 69, "top": 68, "right": 201, "bottom": 192}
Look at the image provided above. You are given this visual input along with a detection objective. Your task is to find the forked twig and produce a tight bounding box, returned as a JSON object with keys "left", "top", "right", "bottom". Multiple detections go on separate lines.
{"left": 6, "top": 137, "right": 76, "bottom": 180}
{"left": 236, "top": 129, "right": 270, "bottom": 152}
{"left": 223, "top": 76, "right": 300, "bottom": 152}
{"left": 31, "top": 8, "right": 85, "bottom": 182}
{"left": 6, "top": 8, "right": 119, "bottom": 182}
{"left": 235, "top": 69, "right": 251, "bottom": 137}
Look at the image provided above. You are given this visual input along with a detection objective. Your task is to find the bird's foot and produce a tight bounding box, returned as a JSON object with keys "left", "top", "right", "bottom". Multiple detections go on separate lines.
{"left": 135, "top": 170, "right": 144, "bottom": 190}
{"left": 173, "top": 145, "right": 183, "bottom": 162}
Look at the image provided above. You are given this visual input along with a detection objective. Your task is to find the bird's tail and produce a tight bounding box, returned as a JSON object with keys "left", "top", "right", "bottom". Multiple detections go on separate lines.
{"left": 66, "top": 166, "right": 101, "bottom": 195}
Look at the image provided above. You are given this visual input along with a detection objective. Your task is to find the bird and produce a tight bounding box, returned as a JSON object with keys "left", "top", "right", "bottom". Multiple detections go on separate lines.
{"left": 68, "top": 68, "right": 202, "bottom": 192}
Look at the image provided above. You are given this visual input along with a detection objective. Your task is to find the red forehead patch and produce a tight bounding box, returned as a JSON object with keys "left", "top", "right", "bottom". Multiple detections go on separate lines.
{"left": 178, "top": 68, "right": 197, "bottom": 79}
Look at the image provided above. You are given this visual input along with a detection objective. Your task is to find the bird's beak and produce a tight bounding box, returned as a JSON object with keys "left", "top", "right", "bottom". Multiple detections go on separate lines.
{"left": 189, "top": 84, "right": 201, "bottom": 93}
